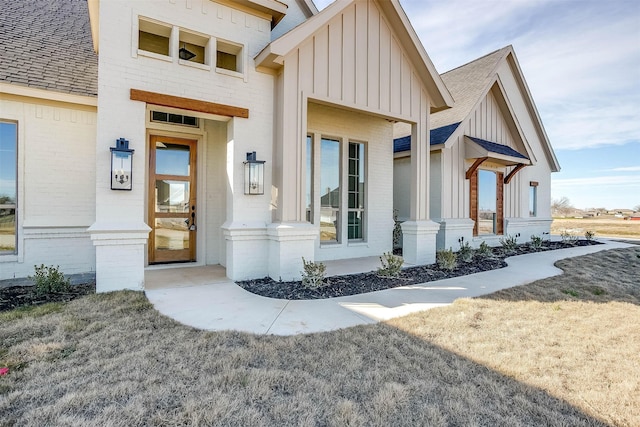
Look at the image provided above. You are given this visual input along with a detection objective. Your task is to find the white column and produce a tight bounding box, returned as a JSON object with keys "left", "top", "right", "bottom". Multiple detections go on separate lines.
{"left": 402, "top": 93, "right": 439, "bottom": 265}
{"left": 267, "top": 56, "right": 317, "bottom": 280}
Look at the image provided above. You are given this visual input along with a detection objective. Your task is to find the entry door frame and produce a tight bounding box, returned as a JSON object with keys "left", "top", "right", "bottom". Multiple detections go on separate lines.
{"left": 148, "top": 135, "right": 198, "bottom": 264}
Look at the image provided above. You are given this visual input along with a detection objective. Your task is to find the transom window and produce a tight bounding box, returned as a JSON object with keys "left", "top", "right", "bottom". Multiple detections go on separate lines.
{"left": 151, "top": 111, "right": 199, "bottom": 127}
{"left": 0, "top": 121, "right": 17, "bottom": 254}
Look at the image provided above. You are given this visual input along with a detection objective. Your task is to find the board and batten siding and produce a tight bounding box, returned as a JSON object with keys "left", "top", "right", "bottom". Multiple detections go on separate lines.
{"left": 439, "top": 89, "right": 526, "bottom": 220}
{"left": 289, "top": 1, "right": 429, "bottom": 120}
{"left": 276, "top": 0, "right": 433, "bottom": 224}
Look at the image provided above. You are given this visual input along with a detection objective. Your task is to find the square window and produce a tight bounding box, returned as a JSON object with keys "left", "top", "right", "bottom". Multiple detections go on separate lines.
{"left": 179, "top": 30, "right": 209, "bottom": 65}
{"left": 216, "top": 40, "right": 242, "bottom": 73}
{"left": 138, "top": 19, "right": 171, "bottom": 56}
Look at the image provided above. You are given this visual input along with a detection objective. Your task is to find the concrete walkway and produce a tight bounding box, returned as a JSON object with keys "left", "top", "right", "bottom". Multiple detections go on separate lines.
{"left": 145, "top": 240, "right": 634, "bottom": 336}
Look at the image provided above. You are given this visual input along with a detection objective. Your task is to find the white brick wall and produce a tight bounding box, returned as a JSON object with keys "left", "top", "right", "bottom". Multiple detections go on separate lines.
{"left": 307, "top": 102, "right": 395, "bottom": 261}
{"left": 0, "top": 94, "right": 96, "bottom": 280}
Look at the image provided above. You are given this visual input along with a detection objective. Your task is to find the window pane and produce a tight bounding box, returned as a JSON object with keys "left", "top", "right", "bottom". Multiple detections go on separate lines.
{"left": 348, "top": 142, "right": 365, "bottom": 240}
{"left": 0, "top": 121, "right": 17, "bottom": 254}
{"left": 348, "top": 211, "right": 364, "bottom": 240}
{"left": 529, "top": 186, "right": 537, "bottom": 217}
{"left": 306, "top": 135, "right": 313, "bottom": 223}
{"left": 320, "top": 208, "right": 338, "bottom": 243}
{"left": 154, "top": 218, "right": 189, "bottom": 251}
{"left": 320, "top": 138, "right": 340, "bottom": 242}
{"left": 139, "top": 31, "right": 170, "bottom": 56}
{"left": 155, "top": 180, "right": 190, "bottom": 213}
{"left": 478, "top": 170, "right": 497, "bottom": 235}
{"left": 155, "top": 142, "right": 190, "bottom": 176}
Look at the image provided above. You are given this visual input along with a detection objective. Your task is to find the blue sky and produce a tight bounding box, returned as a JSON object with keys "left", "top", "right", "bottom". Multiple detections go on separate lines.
{"left": 313, "top": 0, "right": 640, "bottom": 210}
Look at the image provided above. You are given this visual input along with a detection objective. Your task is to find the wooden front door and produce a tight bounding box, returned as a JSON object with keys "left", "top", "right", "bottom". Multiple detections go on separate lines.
{"left": 148, "top": 136, "right": 197, "bottom": 264}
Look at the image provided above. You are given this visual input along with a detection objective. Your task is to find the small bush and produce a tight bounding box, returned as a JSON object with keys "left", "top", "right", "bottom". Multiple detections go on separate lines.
{"left": 585, "top": 230, "right": 596, "bottom": 242}
{"left": 476, "top": 241, "right": 493, "bottom": 259}
{"left": 301, "top": 258, "right": 326, "bottom": 289}
{"left": 378, "top": 252, "right": 404, "bottom": 277}
{"left": 560, "top": 230, "right": 579, "bottom": 246}
{"left": 436, "top": 248, "right": 457, "bottom": 271}
{"left": 562, "top": 289, "right": 579, "bottom": 298}
{"left": 530, "top": 235, "right": 543, "bottom": 251}
{"left": 499, "top": 234, "right": 519, "bottom": 253}
{"left": 29, "top": 265, "right": 70, "bottom": 295}
{"left": 457, "top": 237, "right": 474, "bottom": 263}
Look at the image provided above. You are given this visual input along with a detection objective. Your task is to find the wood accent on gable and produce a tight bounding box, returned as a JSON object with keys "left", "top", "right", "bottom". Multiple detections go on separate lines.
{"left": 466, "top": 157, "right": 489, "bottom": 180}
{"left": 504, "top": 163, "right": 526, "bottom": 184}
{"left": 130, "top": 89, "right": 249, "bottom": 118}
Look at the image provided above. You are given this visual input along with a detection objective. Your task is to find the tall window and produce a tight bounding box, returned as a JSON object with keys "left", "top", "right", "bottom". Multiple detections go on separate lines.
{"left": 348, "top": 142, "right": 365, "bottom": 240}
{"left": 0, "top": 121, "right": 17, "bottom": 254}
{"left": 529, "top": 181, "right": 538, "bottom": 217}
{"left": 320, "top": 138, "right": 340, "bottom": 243}
{"left": 305, "top": 135, "right": 313, "bottom": 223}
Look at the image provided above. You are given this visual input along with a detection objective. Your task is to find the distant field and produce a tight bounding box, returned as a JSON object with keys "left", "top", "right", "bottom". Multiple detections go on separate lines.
{"left": 551, "top": 217, "right": 640, "bottom": 238}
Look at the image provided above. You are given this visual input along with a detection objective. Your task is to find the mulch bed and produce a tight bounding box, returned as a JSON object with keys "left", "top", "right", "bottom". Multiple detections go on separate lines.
{"left": 0, "top": 284, "right": 96, "bottom": 313}
{"left": 0, "top": 240, "right": 603, "bottom": 310}
{"left": 238, "top": 240, "right": 602, "bottom": 300}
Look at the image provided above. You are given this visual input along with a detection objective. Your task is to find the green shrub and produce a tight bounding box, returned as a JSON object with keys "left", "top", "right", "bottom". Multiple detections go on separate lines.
{"left": 530, "top": 235, "right": 543, "bottom": 250}
{"left": 29, "top": 265, "right": 71, "bottom": 295}
{"left": 436, "top": 248, "right": 457, "bottom": 271}
{"left": 457, "top": 237, "right": 474, "bottom": 263}
{"left": 585, "top": 230, "right": 596, "bottom": 242}
{"left": 560, "top": 230, "right": 579, "bottom": 246}
{"left": 378, "top": 252, "right": 404, "bottom": 277}
{"left": 301, "top": 258, "right": 327, "bottom": 289}
{"left": 392, "top": 209, "right": 403, "bottom": 249}
{"left": 499, "top": 234, "right": 519, "bottom": 253}
{"left": 475, "top": 241, "right": 493, "bottom": 259}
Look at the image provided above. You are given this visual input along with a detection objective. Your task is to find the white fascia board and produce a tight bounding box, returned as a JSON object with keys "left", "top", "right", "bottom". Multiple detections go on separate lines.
{"left": 0, "top": 83, "right": 97, "bottom": 107}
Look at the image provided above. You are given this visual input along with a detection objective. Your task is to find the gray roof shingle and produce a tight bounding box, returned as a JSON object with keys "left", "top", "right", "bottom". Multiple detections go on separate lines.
{"left": 0, "top": 0, "right": 97, "bottom": 97}
{"left": 467, "top": 136, "right": 528, "bottom": 160}
{"left": 393, "top": 122, "right": 461, "bottom": 153}
{"left": 431, "top": 46, "right": 511, "bottom": 129}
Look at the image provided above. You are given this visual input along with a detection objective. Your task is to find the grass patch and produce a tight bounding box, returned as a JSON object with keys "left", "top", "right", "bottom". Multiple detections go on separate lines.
{"left": 0, "top": 249, "right": 638, "bottom": 426}
{"left": 0, "top": 301, "right": 65, "bottom": 322}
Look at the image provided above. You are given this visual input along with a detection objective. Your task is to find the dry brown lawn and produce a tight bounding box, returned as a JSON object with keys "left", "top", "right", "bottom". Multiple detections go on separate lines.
{"left": 1, "top": 248, "right": 639, "bottom": 426}
{"left": 552, "top": 217, "right": 640, "bottom": 238}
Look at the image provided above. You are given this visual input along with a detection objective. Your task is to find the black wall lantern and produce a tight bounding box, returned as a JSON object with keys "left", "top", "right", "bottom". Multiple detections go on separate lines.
{"left": 243, "top": 151, "right": 265, "bottom": 195}
{"left": 110, "top": 138, "right": 134, "bottom": 191}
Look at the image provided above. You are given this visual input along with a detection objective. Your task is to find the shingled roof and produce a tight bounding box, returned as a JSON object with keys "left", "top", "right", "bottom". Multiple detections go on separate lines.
{"left": 0, "top": 0, "right": 97, "bottom": 97}
{"left": 431, "top": 46, "right": 510, "bottom": 129}
{"left": 393, "top": 122, "right": 462, "bottom": 153}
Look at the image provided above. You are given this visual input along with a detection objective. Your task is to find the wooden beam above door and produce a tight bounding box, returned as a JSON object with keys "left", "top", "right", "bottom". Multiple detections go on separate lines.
{"left": 130, "top": 89, "right": 249, "bottom": 119}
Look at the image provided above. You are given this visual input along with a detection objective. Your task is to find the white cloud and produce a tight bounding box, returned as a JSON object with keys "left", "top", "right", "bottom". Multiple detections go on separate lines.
{"left": 608, "top": 166, "right": 640, "bottom": 172}
{"left": 552, "top": 175, "right": 640, "bottom": 188}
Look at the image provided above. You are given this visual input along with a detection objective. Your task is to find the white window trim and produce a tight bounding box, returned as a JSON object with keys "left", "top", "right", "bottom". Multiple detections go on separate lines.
{"left": 310, "top": 133, "right": 369, "bottom": 248}
{"left": 0, "top": 118, "right": 23, "bottom": 263}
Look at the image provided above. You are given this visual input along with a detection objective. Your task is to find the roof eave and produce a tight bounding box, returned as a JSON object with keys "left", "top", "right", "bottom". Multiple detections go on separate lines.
{"left": 88, "top": 0, "right": 99, "bottom": 53}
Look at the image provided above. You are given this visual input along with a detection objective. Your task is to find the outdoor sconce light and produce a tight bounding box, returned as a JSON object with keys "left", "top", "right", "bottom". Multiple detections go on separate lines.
{"left": 179, "top": 43, "right": 196, "bottom": 61}
{"left": 110, "top": 138, "right": 134, "bottom": 191}
{"left": 243, "top": 151, "right": 265, "bottom": 195}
